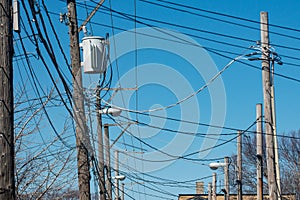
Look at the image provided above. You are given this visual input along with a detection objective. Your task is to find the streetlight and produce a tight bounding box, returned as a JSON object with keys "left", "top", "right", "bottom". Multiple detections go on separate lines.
{"left": 114, "top": 175, "right": 126, "bottom": 200}
{"left": 99, "top": 107, "right": 122, "bottom": 117}
{"left": 209, "top": 157, "right": 230, "bottom": 200}
{"left": 209, "top": 162, "right": 226, "bottom": 170}
{"left": 114, "top": 150, "right": 126, "bottom": 200}
{"left": 97, "top": 107, "right": 122, "bottom": 200}
{"left": 114, "top": 175, "right": 126, "bottom": 181}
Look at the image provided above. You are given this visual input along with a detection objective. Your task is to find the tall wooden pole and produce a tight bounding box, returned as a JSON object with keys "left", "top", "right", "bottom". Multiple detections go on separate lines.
{"left": 256, "top": 103, "right": 263, "bottom": 200}
{"left": 208, "top": 183, "right": 212, "bottom": 200}
{"left": 121, "top": 183, "right": 125, "bottom": 200}
{"left": 271, "top": 60, "right": 281, "bottom": 200}
{"left": 115, "top": 150, "right": 119, "bottom": 200}
{"left": 212, "top": 173, "right": 217, "bottom": 200}
{"left": 237, "top": 131, "right": 243, "bottom": 200}
{"left": 104, "top": 125, "right": 112, "bottom": 200}
{"left": 0, "top": 0, "right": 15, "bottom": 199}
{"left": 260, "top": 11, "right": 277, "bottom": 200}
{"left": 96, "top": 87, "right": 106, "bottom": 200}
{"left": 224, "top": 157, "right": 230, "bottom": 200}
{"left": 67, "top": 1, "right": 91, "bottom": 199}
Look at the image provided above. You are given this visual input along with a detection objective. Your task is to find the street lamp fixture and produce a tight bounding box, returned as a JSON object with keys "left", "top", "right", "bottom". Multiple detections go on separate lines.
{"left": 209, "top": 157, "right": 230, "bottom": 200}
{"left": 209, "top": 162, "right": 226, "bottom": 170}
{"left": 114, "top": 175, "right": 126, "bottom": 181}
{"left": 99, "top": 107, "right": 122, "bottom": 117}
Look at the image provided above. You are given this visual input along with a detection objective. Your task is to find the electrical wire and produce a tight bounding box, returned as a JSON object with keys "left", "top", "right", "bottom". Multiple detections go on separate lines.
{"left": 153, "top": 0, "right": 300, "bottom": 33}
{"left": 17, "top": 29, "right": 73, "bottom": 150}
{"left": 48, "top": 10, "right": 300, "bottom": 82}
{"left": 108, "top": 114, "right": 258, "bottom": 162}
{"left": 141, "top": 0, "right": 300, "bottom": 43}
{"left": 102, "top": 53, "right": 249, "bottom": 114}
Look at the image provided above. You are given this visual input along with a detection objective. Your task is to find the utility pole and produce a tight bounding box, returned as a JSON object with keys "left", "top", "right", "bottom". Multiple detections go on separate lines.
{"left": 271, "top": 58, "right": 281, "bottom": 200}
{"left": 224, "top": 157, "right": 230, "bottom": 200}
{"left": 212, "top": 173, "right": 217, "bottom": 200}
{"left": 67, "top": 1, "right": 91, "bottom": 199}
{"left": 121, "top": 183, "right": 125, "bottom": 200}
{"left": 0, "top": 0, "right": 15, "bottom": 199}
{"left": 260, "top": 11, "right": 277, "bottom": 200}
{"left": 208, "top": 183, "right": 212, "bottom": 200}
{"left": 96, "top": 87, "right": 106, "bottom": 200}
{"left": 115, "top": 150, "right": 119, "bottom": 200}
{"left": 237, "top": 131, "right": 242, "bottom": 200}
{"left": 256, "top": 103, "right": 263, "bottom": 200}
{"left": 104, "top": 125, "right": 112, "bottom": 200}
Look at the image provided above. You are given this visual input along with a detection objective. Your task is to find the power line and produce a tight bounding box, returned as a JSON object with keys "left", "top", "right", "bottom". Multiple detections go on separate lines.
{"left": 117, "top": 110, "right": 300, "bottom": 140}
{"left": 48, "top": 10, "right": 300, "bottom": 81}
{"left": 141, "top": 0, "right": 300, "bottom": 44}
{"left": 18, "top": 0, "right": 75, "bottom": 149}
{"left": 153, "top": 0, "right": 300, "bottom": 33}
{"left": 17, "top": 30, "right": 73, "bottom": 150}
{"left": 77, "top": 0, "right": 300, "bottom": 68}
{"left": 21, "top": 0, "right": 74, "bottom": 118}
{"left": 108, "top": 115, "right": 258, "bottom": 162}
{"left": 78, "top": 6, "right": 300, "bottom": 82}
{"left": 99, "top": 2, "right": 300, "bottom": 53}
{"left": 41, "top": 0, "right": 72, "bottom": 74}
{"left": 102, "top": 53, "right": 249, "bottom": 114}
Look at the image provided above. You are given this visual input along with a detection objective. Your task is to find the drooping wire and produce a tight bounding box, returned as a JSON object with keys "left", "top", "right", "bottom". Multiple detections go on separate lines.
{"left": 108, "top": 114, "right": 258, "bottom": 162}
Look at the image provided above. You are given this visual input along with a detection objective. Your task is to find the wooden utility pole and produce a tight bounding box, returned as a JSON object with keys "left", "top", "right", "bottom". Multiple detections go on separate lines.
{"left": 256, "top": 103, "right": 263, "bottom": 200}
{"left": 208, "top": 183, "right": 212, "bottom": 200}
{"left": 104, "top": 125, "right": 112, "bottom": 200}
{"left": 121, "top": 183, "right": 125, "bottom": 200}
{"left": 237, "top": 131, "right": 243, "bottom": 200}
{"left": 96, "top": 87, "right": 106, "bottom": 200}
{"left": 224, "top": 157, "right": 230, "bottom": 200}
{"left": 212, "top": 173, "right": 217, "bottom": 200}
{"left": 271, "top": 60, "right": 281, "bottom": 200}
{"left": 67, "top": 1, "right": 91, "bottom": 199}
{"left": 260, "top": 11, "right": 277, "bottom": 200}
{"left": 0, "top": 0, "right": 15, "bottom": 199}
{"left": 115, "top": 150, "right": 119, "bottom": 200}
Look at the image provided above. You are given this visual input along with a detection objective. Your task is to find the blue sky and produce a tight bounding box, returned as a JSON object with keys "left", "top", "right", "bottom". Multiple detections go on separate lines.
{"left": 14, "top": 0, "right": 300, "bottom": 199}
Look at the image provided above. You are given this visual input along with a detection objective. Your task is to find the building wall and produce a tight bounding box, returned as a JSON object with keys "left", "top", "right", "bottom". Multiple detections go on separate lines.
{"left": 178, "top": 194, "right": 296, "bottom": 200}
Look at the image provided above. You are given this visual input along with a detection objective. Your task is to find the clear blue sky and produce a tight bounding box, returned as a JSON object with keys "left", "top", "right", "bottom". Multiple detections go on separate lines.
{"left": 15, "top": 0, "right": 300, "bottom": 199}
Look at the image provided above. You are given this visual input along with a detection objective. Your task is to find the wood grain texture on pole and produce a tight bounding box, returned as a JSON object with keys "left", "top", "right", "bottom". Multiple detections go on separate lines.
{"left": 104, "top": 125, "right": 112, "bottom": 200}
{"left": 96, "top": 87, "right": 106, "bottom": 200}
{"left": 237, "top": 131, "right": 242, "bottom": 200}
{"left": 67, "top": 0, "right": 91, "bottom": 199}
{"left": 260, "top": 11, "right": 277, "bottom": 200}
{"left": 0, "top": 0, "right": 16, "bottom": 199}
{"left": 256, "top": 103, "right": 263, "bottom": 200}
